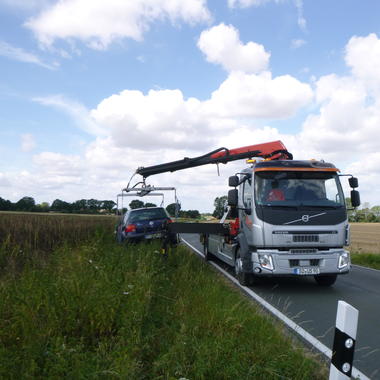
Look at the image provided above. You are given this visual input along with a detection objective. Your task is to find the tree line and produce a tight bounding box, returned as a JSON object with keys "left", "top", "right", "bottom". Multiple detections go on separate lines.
{"left": 0, "top": 196, "right": 117, "bottom": 214}
{"left": 0, "top": 196, "right": 201, "bottom": 219}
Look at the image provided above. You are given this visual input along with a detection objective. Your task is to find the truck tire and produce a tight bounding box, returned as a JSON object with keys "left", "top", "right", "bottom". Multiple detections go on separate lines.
{"left": 314, "top": 274, "right": 337, "bottom": 286}
{"left": 234, "top": 249, "right": 252, "bottom": 286}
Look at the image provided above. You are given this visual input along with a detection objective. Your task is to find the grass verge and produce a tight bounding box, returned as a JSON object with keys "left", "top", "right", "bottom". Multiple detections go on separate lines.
{"left": 351, "top": 252, "right": 380, "bottom": 270}
{"left": 0, "top": 232, "right": 326, "bottom": 379}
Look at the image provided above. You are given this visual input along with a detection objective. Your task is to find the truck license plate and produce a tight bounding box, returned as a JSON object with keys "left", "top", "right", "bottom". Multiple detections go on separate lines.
{"left": 294, "top": 267, "right": 320, "bottom": 275}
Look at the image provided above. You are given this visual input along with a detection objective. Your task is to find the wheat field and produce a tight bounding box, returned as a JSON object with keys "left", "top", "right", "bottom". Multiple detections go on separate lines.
{"left": 350, "top": 223, "right": 380, "bottom": 254}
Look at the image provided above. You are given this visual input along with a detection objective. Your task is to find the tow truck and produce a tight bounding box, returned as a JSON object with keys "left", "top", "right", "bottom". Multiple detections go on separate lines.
{"left": 132, "top": 140, "right": 360, "bottom": 286}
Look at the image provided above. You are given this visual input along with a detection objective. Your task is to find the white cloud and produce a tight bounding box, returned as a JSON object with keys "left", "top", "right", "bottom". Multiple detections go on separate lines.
{"left": 33, "top": 95, "right": 105, "bottom": 136}
{"left": 204, "top": 71, "right": 313, "bottom": 118}
{"left": 291, "top": 38, "right": 306, "bottom": 49}
{"left": 0, "top": 40, "right": 57, "bottom": 69}
{"left": 33, "top": 152, "right": 84, "bottom": 176}
{"left": 0, "top": 172, "right": 11, "bottom": 187}
{"left": 228, "top": 0, "right": 280, "bottom": 8}
{"left": 21, "top": 134, "right": 36, "bottom": 152}
{"left": 198, "top": 23, "right": 270, "bottom": 73}
{"left": 296, "top": 35, "right": 380, "bottom": 161}
{"left": 8, "top": 31, "right": 380, "bottom": 209}
{"left": 91, "top": 89, "right": 214, "bottom": 150}
{"left": 25, "top": 0, "right": 211, "bottom": 50}
{"left": 345, "top": 33, "right": 380, "bottom": 90}
{"left": 294, "top": 0, "right": 306, "bottom": 31}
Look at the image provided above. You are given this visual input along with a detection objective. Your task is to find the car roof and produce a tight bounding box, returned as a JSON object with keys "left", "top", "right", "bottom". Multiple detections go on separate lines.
{"left": 130, "top": 207, "right": 165, "bottom": 212}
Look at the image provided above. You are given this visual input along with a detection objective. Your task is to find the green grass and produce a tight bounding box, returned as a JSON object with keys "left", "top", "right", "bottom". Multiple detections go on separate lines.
{"left": 351, "top": 252, "right": 380, "bottom": 270}
{"left": 0, "top": 230, "right": 326, "bottom": 379}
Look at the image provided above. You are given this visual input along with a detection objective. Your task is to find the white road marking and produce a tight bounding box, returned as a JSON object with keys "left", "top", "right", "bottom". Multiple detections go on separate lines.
{"left": 181, "top": 237, "right": 370, "bottom": 380}
{"left": 352, "top": 264, "right": 380, "bottom": 273}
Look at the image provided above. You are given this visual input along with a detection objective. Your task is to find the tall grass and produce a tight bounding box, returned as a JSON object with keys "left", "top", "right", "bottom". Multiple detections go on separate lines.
{"left": 0, "top": 212, "right": 117, "bottom": 273}
{"left": 0, "top": 213, "right": 326, "bottom": 378}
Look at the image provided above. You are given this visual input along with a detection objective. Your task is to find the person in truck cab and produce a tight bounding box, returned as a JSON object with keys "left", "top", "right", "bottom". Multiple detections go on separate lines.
{"left": 266, "top": 180, "right": 285, "bottom": 201}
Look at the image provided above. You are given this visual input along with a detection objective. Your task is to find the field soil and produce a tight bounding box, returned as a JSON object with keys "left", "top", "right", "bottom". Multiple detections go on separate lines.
{"left": 350, "top": 223, "right": 380, "bottom": 254}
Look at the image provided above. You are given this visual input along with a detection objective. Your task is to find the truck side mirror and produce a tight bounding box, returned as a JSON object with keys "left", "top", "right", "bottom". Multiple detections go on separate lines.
{"left": 229, "top": 175, "right": 239, "bottom": 187}
{"left": 228, "top": 189, "right": 238, "bottom": 207}
{"left": 351, "top": 190, "right": 360, "bottom": 208}
{"left": 349, "top": 177, "right": 358, "bottom": 188}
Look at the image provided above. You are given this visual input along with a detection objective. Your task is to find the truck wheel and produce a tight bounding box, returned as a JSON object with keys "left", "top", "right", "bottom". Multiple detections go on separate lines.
{"left": 314, "top": 274, "right": 337, "bottom": 286}
{"left": 234, "top": 249, "right": 252, "bottom": 286}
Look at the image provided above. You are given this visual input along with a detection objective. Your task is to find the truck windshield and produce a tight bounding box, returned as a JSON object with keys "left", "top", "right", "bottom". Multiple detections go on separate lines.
{"left": 255, "top": 171, "right": 345, "bottom": 208}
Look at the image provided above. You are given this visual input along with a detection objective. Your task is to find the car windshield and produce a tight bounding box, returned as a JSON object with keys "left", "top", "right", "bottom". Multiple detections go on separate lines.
{"left": 255, "top": 171, "right": 345, "bottom": 208}
{"left": 129, "top": 208, "right": 169, "bottom": 222}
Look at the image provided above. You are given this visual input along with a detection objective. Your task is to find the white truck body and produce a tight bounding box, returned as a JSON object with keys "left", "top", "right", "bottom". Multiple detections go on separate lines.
{"left": 206, "top": 159, "right": 355, "bottom": 286}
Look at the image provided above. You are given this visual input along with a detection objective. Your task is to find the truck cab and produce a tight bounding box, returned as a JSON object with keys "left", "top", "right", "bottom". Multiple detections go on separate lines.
{"left": 207, "top": 159, "right": 360, "bottom": 286}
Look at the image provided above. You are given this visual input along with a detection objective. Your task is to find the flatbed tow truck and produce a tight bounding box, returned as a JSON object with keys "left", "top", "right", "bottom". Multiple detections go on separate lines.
{"left": 130, "top": 140, "right": 360, "bottom": 286}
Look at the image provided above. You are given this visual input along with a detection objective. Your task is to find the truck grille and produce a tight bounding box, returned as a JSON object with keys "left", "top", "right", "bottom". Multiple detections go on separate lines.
{"left": 290, "top": 249, "right": 318, "bottom": 254}
{"left": 293, "top": 235, "right": 319, "bottom": 243}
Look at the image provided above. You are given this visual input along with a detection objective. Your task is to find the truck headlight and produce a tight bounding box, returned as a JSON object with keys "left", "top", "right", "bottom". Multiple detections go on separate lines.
{"left": 338, "top": 252, "right": 350, "bottom": 269}
{"left": 259, "top": 254, "right": 274, "bottom": 271}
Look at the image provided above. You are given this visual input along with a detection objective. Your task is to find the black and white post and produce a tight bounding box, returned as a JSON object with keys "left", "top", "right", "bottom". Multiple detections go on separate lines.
{"left": 329, "top": 300, "right": 359, "bottom": 380}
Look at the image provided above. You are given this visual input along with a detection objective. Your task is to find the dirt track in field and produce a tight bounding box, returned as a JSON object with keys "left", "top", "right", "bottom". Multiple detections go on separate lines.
{"left": 350, "top": 223, "right": 380, "bottom": 254}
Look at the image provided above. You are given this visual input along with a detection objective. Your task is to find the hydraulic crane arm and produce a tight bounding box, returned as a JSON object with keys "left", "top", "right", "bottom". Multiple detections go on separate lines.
{"left": 136, "top": 140, "right": 292, "bottom": 178}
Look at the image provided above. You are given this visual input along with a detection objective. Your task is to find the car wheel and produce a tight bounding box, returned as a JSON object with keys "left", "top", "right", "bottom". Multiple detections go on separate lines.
{"left": 234, "top": 249, "right": 252, "bottom": 286}
{"left": 314, "top": 274, "right": 337, "bottom": 286}
{"left": 116, "top": 226, "right": 124, "bottom": 243}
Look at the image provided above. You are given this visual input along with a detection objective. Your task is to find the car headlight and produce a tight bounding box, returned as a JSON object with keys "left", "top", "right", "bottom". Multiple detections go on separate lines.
{"left": 259, "top": 254, "right": 274, "bottom": 271}
{"left": 338, "top": 252, "right": 350, "bottom": 269}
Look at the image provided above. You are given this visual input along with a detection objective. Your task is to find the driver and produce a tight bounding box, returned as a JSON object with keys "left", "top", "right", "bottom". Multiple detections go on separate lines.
{"left": 266, "top": 180, "right": 285, "bottom": 201}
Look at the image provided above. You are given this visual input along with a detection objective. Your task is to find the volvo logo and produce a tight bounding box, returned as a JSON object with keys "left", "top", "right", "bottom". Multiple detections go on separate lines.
{"left": 284, "top": 212, "right": 327, "bottom": 225}
{"left": 149, "top": 221, "right": 154, "bottom": 226}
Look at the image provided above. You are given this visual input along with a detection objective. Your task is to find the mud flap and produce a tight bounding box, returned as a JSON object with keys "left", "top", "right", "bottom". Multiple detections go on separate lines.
{"left": 237, "top": 233, "right": 251, "bottom": 272}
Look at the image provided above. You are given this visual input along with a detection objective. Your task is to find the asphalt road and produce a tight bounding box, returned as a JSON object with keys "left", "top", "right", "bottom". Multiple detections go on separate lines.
{"left": 181, "top": 233, "right": 380, "bottom": 380}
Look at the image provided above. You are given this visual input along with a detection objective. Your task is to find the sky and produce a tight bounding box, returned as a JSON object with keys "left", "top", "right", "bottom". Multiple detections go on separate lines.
{"left": 1, "top": 0, "right": 380, "bottom": 212}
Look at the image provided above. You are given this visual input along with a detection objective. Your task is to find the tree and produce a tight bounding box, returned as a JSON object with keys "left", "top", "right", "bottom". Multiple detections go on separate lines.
{"left": 51, "top": 199, "right": 71, "bottom": 213}
{"left": 213, "top": 196, "right": 227, "bottom": 219}
{"left": 87, "top": 199, "right": 101, "bottom": 213}
{"left": 102, "top": 200, "right": 116, "bottom": 213}
{"left": 144, "top": 202, "right": 157, "bottom": 208}
{"left": 35, "top": 202, "right": 50, "bottom": 213}
{"left": 186, "top": 210, "right": 200, "bottom": 219}
{"left": 129, "top": 199, "right": 144, "bottom": 209}
{"left": 371, "top": 206, "right": 380, "bottom": 217}
{"left": 72, "top": 199, "right": 88, "bottom": 213}
{"left": 0, "top": 197, "right": 12, "bottom": 211}
{"left": 166, "top": 202, "right": 181, "bottom": 217}
{"left": 15, "top": 196, "right": 35, "bottom": 212}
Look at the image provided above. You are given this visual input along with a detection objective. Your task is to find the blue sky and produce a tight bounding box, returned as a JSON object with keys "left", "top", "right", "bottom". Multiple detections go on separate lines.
{"left": 1, "top": 0, "right": 380, "bottom": 211}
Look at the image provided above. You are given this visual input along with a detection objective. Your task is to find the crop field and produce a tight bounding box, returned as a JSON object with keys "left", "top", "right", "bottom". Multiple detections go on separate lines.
{"left": 0, "top": 211, "right": 326, "bottom": 379}
{"left": 350, "top": 223, "right": 380, "bottom": 254}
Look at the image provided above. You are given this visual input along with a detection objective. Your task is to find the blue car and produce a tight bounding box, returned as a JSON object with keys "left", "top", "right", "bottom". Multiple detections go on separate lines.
{"left": 116, "top": 207, "right": 178, "bottom": 244}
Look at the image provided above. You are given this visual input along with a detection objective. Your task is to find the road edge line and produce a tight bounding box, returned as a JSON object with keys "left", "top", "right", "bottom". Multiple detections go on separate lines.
{"left": 181, "top": 238, "right": 370, "bottom": 380}
{"left": 352, "top": 264, "right": 380, "bottom": 273}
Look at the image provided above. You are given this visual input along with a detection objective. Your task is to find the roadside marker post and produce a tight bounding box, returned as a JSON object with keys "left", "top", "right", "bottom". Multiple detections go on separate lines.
{"left": 329, "top": 301, "right": 359, "bottom": 380}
